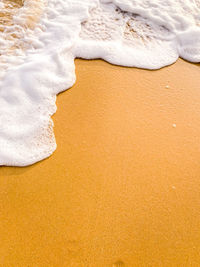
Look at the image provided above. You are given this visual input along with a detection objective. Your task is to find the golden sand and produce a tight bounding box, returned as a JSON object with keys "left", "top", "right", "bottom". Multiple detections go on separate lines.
{"left": 0, "top": 59, "right": 200, "bottom": 266}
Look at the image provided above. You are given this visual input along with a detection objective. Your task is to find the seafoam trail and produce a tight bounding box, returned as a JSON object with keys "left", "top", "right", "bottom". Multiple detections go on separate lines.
{"left": 0, "top": 0, "right": 199, "bottom": 166}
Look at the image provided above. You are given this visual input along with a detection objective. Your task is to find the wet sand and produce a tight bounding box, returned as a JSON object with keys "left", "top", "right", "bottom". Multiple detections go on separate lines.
{"left": 1, "top": 59, "right": 200, "bottom": 266}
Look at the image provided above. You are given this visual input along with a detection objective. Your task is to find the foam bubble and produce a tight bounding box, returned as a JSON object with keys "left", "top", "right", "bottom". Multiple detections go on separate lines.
{"left": 0, "top": 0, "right": 199, "bottom": 166}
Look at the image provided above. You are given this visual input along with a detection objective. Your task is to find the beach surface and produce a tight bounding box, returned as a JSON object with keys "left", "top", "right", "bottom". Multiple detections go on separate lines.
{"left": 0, "top": 59, "right": 200, "bottom": 266}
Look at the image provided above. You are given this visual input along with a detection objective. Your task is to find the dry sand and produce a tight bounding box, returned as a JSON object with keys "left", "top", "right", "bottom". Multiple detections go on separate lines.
{"left": 0, "top": 59, "right": 200, "bottom": 266}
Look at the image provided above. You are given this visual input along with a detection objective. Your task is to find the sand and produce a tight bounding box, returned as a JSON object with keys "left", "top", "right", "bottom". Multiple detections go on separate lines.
{"left": 0, "top": 59, "right": 200, "bottom": 266}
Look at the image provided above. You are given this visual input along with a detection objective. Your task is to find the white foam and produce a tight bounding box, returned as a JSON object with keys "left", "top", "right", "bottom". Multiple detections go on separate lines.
{"left": 0, "top": 0, "right": 199, "bottom": 166}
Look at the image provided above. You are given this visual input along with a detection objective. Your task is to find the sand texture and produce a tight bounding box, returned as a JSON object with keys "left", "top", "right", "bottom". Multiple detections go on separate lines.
{"left": 1, "top": 59, "right": 200, "bottom": 266}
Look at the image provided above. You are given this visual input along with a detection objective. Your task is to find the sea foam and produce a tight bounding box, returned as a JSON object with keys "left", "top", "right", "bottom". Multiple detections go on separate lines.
{"left": 0, "top": 0, "right": 199, "bottom": 166}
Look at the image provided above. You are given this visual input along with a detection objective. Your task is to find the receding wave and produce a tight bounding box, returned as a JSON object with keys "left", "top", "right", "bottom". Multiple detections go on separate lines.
{"left": 0, "top": 0, "right": 200, "bottom": 166}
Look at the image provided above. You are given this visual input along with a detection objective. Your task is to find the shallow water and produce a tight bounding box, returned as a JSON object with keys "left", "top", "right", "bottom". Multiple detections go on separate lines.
{"left": 0, "top": 0, "right": 200, "bottom": 166}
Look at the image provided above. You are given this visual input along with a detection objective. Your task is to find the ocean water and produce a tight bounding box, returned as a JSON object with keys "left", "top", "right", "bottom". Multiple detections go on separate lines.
{"left": 0, "top": 0, "right": 200, "bottom": 166}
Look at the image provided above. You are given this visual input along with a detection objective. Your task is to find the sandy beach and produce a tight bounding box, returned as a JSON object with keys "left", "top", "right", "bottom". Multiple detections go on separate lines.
{"left": 0, "top": 59, "right": 200, "bottom": 265}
